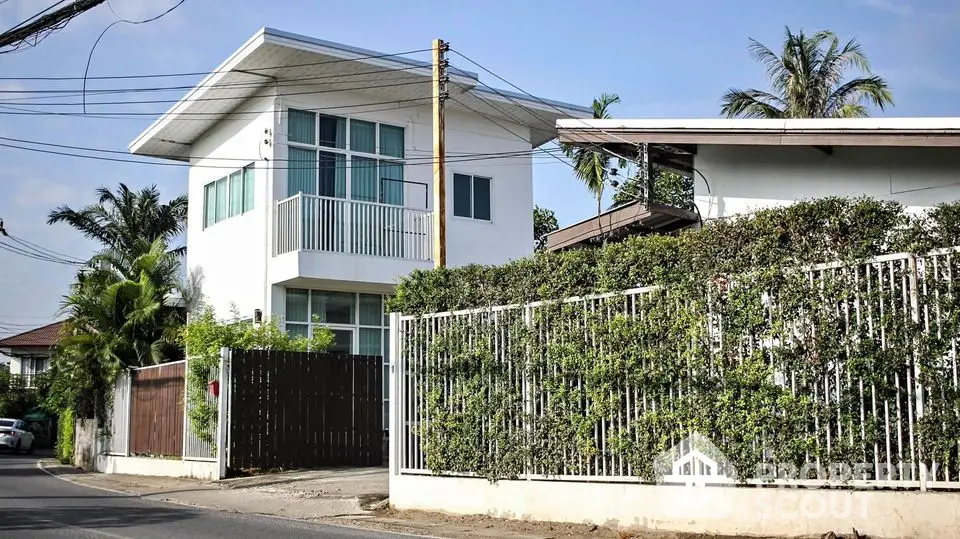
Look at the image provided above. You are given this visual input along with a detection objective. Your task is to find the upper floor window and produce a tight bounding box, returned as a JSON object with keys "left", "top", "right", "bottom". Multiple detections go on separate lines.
{"left": 453, "top": 173, "right": 492, "bottom": 221}
{"left": 286, "top": 109, "right": 406, "bottom": 204}
{"left": 203, "top": 164, "right": 255, "bottom": 229}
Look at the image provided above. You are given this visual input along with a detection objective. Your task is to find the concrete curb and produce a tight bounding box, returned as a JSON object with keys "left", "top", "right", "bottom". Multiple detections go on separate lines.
{"left": 35, "top": 460, "right": 439, "bottom": 538}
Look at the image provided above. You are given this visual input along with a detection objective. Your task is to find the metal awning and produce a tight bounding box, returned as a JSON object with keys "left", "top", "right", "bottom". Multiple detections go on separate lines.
{"left": 545, "top": 200, "right": 699, "bottom": 252}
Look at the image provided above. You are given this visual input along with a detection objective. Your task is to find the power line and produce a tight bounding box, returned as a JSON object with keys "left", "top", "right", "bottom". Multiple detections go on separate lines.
{"left": 0, "top": 46, "right": 432, "bottom": 81}
{"left": 82, "top": 0, "right": 188, "bottom": 111}
{"left": 0, "top": 133, "right": 564, "bottom": 163}
{"left": 0, "top": 0, "right": 107, "bottom": 53}
{"left": 0, "top": 240, "right": 83, "bottom": 265}
{"left": 4, "top": 77, "right": 429, "bottom": 107}
{"left": 0, "top": 64, "right": 436, "bottom": 101}
{"left": 0, "top": 98, "right": 434, "bottom": 121}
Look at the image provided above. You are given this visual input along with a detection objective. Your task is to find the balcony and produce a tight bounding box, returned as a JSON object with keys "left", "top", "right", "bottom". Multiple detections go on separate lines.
{"left": 273, "top": 194, "right": 433, "bottom": 284}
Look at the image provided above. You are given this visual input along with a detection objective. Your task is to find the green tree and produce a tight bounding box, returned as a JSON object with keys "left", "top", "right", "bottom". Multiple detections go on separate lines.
{"left": 720, "top": 27, "right": 894, "bottom": 119}
{"left": 48, "top": 183, "right": 188, "bottom": 259}
{"left": 612, "top": 169, "right": 695, "bottom": 211}
{"left": 48, "top": 239, "right": 185, "bottom": 417}
{"left": 561, "top": 93, "right": 627, "bottom": 214}
{"left": 534, "top": 205, "right": 559, "bottom": 251}
{"left": 46, "top": 183, "right": 189, "bottom": 418}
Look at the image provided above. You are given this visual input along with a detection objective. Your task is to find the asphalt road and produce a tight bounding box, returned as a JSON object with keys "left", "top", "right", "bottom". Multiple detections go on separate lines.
{"left": 0, "top": 453, "right": 410, "bottom": 538}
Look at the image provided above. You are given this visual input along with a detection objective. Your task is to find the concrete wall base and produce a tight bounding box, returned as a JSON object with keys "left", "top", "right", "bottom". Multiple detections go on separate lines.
{"left": 96, "top": 455, "right": 218, "bottom": 481}
{"left": 390, "top": 474, "right": 960, "bottom": 539}
{"left": 72, "top": 419, "right": 97, "bottom": 470}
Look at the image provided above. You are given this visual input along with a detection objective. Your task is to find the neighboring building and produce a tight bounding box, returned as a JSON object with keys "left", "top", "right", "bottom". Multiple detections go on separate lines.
{"left": 128, "top": 28, "right": 588, "bottom": 417}
{"left": 0, "top": 320, "right": 65, "bottom": 387}
{"left": 549, "top": 118, "right": 960, "bottom": 250}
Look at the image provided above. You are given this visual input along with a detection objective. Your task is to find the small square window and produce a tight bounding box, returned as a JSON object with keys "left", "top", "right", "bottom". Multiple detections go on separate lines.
{"left": 350, "top": 119, "right": 376, "bottom": 154}
{"left": 452, "top": 173, "right": 492, "bottom": 221}
{"left": 288, "top": 109, "right": 316, "bottom": 145}
{"left": 318, "top": 114, "right": 346, "bottom": 149}
{"left": 285, "top": 288, "right": 309, "bottom": 322}
{"left": 379, "top": 124, "right": 404, "bottom": 158}
{"left": 311, "top": 291, "right": 355, "bottom": 324}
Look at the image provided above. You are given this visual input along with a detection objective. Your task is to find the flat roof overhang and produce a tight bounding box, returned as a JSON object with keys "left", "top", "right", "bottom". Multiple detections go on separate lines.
{"left": 130, "top": 28, "right": 592, "bottom": 161}
{"left": 557, "top": 118, "right": 960, "bottom": 151}
{"left": 545, "top": 200, "right": 699, "bottom": 252}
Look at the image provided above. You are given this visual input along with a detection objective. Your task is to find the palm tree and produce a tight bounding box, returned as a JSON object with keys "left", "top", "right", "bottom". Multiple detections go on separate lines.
{"left": 48, "top": 183, "right": 188, "bottom": 259}
{"left": 562, "top": 93, "right": 627, "bottom": 214}
{"left": 60, "top": 238, "right": 184, "bottom": 368}
{"left": 720, "top": 27, "right": 894, "bottom": 119}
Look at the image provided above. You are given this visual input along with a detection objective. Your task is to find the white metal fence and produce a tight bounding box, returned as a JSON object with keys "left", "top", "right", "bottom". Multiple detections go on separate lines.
{"left": 392, "top": 249, "right": 960, "bottom": 490}
{"left": 275, "top": 193, "right": 433, "bottom": 261}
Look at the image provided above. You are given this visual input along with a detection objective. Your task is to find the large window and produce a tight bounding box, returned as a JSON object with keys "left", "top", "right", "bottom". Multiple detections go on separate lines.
{"left": 203, "top": 164, "right": 255, "bottom": 228}
{"left": 453, "top": 173, "right": 492, "bottom": 220}
{"left": 284, "top": 287, "right": 392, "bottom": 429}
{"left": 286, "top": 109, "right": 405, "bottom": 206}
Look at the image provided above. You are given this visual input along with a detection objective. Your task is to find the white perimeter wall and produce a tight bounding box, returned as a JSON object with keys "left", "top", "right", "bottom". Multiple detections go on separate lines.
{"left": 694, "top": 145, "right": 960, "bottom": 219}
{"left": 391, "top": 474, "right": 960, "bottom": 538}
{"left": 187, "top": 93, "right": 276, "bottom": 321}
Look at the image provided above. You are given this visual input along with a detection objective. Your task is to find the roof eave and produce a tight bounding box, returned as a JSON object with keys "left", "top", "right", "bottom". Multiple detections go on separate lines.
{"left": 128, "top": 28, "right": 271, "bottom": 156}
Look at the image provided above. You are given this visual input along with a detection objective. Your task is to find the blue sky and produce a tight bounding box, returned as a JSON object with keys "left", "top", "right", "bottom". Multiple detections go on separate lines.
{"left": 0, "top": 0, "right": 958, "bottom": 336}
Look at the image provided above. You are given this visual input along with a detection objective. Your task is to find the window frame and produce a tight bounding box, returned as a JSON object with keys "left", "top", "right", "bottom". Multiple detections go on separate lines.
{"left": 285, "top": 107, "right": 407, "bottom": 206}
{"left": 202, "top": 163, "right": 256, "bottom": 229}
{"left": 451, "top": 172, "right": 494, "bottom": 222}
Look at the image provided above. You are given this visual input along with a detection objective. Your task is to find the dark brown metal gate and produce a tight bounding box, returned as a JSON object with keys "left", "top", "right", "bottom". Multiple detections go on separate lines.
{"left": 129, "top": 361, "right": 185, "bottom": 457}
{"left": 228, "top": 349, "right": 383, "bottom": 472}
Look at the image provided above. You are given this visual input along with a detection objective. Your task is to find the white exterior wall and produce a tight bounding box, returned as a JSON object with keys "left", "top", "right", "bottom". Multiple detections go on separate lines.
{"left": 391, "top": 474, "right": 960, "bottom": 538}
{"left": 189, "top": 86, "right": 535, "bottom": 322}
{"left": 8, "top": 356, "right": 21, "bottom": 374}
{"left": 693, "top": 145, "right": 960, "bottom": 219}
{"left": 187, "top": 93, "right": 277, "bottom": 321}
{"left": 187, "top": 86, "right": 533, "bottom": 318}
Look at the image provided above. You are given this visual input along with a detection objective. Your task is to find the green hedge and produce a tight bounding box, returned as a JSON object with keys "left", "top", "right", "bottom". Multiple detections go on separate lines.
{"left": 56, "top": 408, "right": 75, "bottom": 465}
{"left": 388, "top": 197, "right": 960, "bottom": 482}
{"left": 389, "top": 197, "right": 960, "bottom": 316}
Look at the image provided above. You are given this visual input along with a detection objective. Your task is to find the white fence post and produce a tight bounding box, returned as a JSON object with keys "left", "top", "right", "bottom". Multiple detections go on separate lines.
{"left": 124, "top": 370, "right": 132, "bottom": 456}
{"left": 216, "top": 347, "right": 231, "bottom": 480}
{"left": 389, "top": 312, "right": 401, "bottom": 477}
{"left": 908, "top": 254, "right": 928, "bottom": 491}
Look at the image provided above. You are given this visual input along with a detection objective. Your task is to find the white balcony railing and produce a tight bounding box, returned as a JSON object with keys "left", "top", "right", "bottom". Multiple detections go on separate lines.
{"left": 275, "top": 193, "right": 433, "bottom": 261}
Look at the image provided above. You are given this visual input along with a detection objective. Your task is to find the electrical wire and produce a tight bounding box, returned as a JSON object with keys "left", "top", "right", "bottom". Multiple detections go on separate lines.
{"left": 18, "top": 78, "right": 429, "bottom": 108}
{"left": 0, "top": 64, "right": 439, "bottom": 102}
{"left": 5, "top": 234, "right": 85, "bottom": 263}
{"left": 0, "top": 240, "right": 82, "bottom": 265}
{"left": 0, "top": 137, "right": 568, "bottom": 170}
{"left": 0, "top": 0, "right": 70, "bottom": 35}
{"left": 0, "top": 47, "right": 433, "bottom": 82}
{"left": 0, "top": 133, "right": 565, "bottom": 163}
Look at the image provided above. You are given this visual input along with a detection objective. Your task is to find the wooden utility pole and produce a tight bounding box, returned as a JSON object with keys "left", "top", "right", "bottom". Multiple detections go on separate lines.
{"left": 432, "top": 38, "right": 448, "bottom": 268}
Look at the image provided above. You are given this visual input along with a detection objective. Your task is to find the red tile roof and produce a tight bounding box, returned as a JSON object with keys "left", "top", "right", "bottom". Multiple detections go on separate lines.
{"left": 0, "top": 320, "right": 67, "bottom": 348}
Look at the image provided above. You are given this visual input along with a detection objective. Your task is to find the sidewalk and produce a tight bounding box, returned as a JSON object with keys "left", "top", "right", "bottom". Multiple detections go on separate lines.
{"left": 36, "top": 460, "right": 776, "bottom": 538}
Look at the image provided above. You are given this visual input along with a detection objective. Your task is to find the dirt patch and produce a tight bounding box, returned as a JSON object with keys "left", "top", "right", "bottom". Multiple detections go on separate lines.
{"left": 363, "top": 506, "right": 775, "bottom": 538}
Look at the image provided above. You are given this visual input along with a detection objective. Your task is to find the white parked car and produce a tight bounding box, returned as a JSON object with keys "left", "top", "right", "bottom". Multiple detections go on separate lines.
{"left": 0, "top": 418, "right": 35, "bottom": 454}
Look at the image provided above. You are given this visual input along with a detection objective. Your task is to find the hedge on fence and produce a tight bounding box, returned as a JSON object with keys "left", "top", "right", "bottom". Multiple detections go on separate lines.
{"left": 388, "top": 197, "right": 960, "bottom": 483}
{"left": 390, "top": 198, "right": 960, "bottom": 316}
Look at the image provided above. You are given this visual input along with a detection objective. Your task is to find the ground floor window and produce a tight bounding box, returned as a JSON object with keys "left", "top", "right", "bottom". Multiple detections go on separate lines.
{"left": 284, "top": 287, "right": 391, "bottom": 429}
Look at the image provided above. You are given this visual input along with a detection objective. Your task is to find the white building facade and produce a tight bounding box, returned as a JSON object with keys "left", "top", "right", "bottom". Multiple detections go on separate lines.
{"left": 130, "top": 28, "right": 588, "bottom": 417}
{"left": 555, "top": 118, "right": 960, "bottom": 221}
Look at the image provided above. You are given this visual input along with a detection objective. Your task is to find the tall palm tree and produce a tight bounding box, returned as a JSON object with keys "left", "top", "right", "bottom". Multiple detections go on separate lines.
{"left": 48, "top": 183, "right": 188, "bottom": 259}
{"left": 720, "top": 27, "right": 894, "bottom": 119}
{"left": 562, "top": 93, "right": 627, "bottom": 214}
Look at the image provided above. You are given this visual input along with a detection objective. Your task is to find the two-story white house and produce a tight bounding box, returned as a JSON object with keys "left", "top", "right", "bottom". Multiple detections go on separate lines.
{"left": 129, "top": 28, "right": 588, "bottom": 396}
